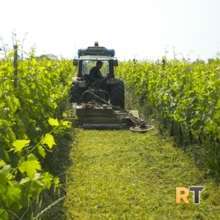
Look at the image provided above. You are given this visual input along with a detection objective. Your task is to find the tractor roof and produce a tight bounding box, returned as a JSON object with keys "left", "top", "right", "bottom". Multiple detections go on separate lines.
{"left": 78, "top": 43, "right": 115, "bottom": 57}
{"left": 77, "top": 55, "right": 117, "bottom": 61}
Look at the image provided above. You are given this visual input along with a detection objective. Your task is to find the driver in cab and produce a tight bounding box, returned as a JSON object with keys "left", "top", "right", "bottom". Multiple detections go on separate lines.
{"left": 88, "top": 61, "right": 104, "bottom": 82}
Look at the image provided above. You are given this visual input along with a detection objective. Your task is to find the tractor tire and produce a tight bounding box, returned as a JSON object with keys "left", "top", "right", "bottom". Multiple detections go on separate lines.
{"left": 70, "top": 83, "right": 85, "bottom": 103}
{"left": 110, "top": 80, "right": 125, "bottom": 109}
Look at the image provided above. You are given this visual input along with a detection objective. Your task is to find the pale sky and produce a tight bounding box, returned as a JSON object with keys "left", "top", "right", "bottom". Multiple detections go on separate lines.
{"left": 0, "top": 0, "right": 220, "bottom": 60}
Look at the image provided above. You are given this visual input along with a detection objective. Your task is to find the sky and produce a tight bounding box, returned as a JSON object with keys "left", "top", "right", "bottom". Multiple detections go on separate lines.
{"left": 0, "top": 0, "right": 220, "bottom": 60}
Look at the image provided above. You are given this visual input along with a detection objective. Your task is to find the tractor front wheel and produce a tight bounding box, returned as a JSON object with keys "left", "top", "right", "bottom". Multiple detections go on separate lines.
{"left": 70, "top": 82, "right": 85, "bottom": 103}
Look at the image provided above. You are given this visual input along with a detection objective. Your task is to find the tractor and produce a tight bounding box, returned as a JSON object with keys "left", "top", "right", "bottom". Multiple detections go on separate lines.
{"left": 70, "top": 42, "right": 151, "bottom": 132}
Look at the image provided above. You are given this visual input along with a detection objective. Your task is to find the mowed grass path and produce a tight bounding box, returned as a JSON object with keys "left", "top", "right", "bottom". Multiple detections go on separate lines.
{"left": 64, "top": 129, "right": 220, "bottom": 220}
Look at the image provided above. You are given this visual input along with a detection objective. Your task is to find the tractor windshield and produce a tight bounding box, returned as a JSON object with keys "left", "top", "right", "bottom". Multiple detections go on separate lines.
{"left": 82, "top": 60, "right": 109, "bottom": 76}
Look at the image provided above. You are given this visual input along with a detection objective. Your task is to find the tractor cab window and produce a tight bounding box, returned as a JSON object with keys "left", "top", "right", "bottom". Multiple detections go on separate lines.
{"left": 82, "top": 60, "right": 109, "bottom": 76}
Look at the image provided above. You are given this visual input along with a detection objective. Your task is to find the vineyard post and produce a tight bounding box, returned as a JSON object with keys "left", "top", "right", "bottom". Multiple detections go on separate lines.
{"left": 13, "top": 44, "right": 18, "bottom": 88}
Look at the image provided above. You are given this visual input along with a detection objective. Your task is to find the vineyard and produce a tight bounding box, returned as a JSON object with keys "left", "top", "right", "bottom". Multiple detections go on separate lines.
{"left": 117, "top": 60, "right": 220, "bottom": 174}
{"left": 1, "top": 50, "right": 220, "bottom": 219}
{"left": 0, "top": 52, "right": 73, "bottom": 219}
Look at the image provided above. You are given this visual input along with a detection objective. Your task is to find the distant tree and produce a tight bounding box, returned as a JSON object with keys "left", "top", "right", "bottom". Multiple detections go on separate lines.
{"left": 38, "top": 54, "right": 58, "bottom": 60}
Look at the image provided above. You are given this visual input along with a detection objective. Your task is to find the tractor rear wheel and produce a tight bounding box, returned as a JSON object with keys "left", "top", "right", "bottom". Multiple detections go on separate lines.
{"left": 110, "top": 80, "right": 125, "bottom": 109}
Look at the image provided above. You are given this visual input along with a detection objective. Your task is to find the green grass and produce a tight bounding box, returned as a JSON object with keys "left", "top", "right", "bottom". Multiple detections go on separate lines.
{"left": 64, "top": 129, "right": 220, "bottom": 220}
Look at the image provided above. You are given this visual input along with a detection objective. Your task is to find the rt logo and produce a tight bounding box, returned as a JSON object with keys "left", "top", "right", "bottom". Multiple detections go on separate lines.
{"left": 176, "top": 186, "right": 204, "bottom": 204}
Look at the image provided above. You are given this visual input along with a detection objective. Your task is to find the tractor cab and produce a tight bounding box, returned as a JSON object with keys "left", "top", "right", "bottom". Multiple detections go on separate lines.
{"left": 73, "top": 42, "right": 118, "bottom": 79}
